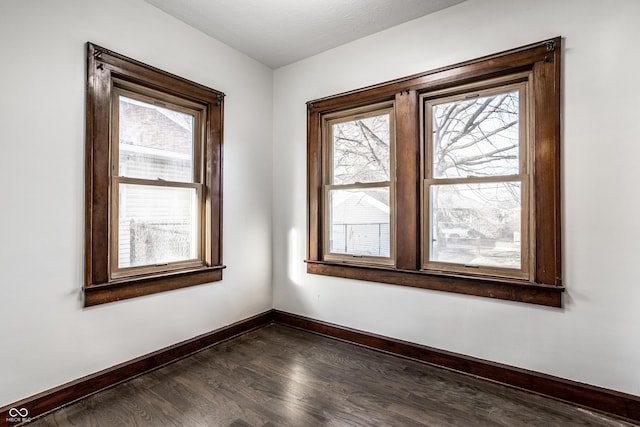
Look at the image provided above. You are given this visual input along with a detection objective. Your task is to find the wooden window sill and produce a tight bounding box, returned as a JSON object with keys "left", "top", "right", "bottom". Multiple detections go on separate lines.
{"left": 305, "top": 260, "right": 563, "bottom": 307}
{"left": 84, "top": 265, "right": 225, "bottom": 307}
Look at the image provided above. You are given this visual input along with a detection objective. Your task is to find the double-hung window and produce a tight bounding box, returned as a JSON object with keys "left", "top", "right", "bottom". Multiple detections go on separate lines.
{"left": 85, "top": 43, "right": 224, "bottom": 306}
{"left": 307, "top": 38, "right": 562, "bottom": 307}
{"left": 323, "top": 103, "right": 395, "bottom": 265}
{"left": 423, "top": 77, "right": 531, "bottom": 279}
{"left": 111, "top": 82, "right": 207, "bottom": 279}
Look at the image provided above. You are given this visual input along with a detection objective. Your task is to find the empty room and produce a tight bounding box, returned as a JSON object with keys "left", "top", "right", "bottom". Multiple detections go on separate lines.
{"left": 1, "top": 0, "right": 639, "bottom": 425}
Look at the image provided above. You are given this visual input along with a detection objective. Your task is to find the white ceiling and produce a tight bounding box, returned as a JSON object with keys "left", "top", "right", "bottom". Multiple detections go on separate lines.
{"left": 144, "top": 0, "right": 466, "bottom": 69}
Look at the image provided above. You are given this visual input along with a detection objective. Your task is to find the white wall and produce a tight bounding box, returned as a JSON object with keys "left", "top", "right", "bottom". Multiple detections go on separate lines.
{"left": 273, "top": 0, "right": 640, "bottom": 396}
{"left": 0, "top": 0, "right": 273, "bottom": 406}
{"left": 2, "top": 0, "right": 639, "bottom": 409}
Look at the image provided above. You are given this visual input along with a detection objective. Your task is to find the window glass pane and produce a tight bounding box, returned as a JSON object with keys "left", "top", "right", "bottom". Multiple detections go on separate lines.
{"left": 430, "top": 182, "right": 521, "bottom": 269}
{"left": 118, "top": 184, "right": 198, "bottom": 268}
{"left": 432, "top": 90, "right": 519, "bottom": 178}
{"left": 332, "top": 113, "right": 390, "bottom": 185}
{"left": 329, "top": 188, "right": 390, "bottom": 257}
{"left": 119, "top": 95, "right": 195, "bottom": 182}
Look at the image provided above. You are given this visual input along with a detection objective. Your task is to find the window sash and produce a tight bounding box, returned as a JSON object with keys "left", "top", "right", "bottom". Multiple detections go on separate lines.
{"left": 110, "top": 178, "right": 205, "bottom": 279}
{"left": 422, "top": 180, "right": 530, "bottom": 279}
{"left": 323, "top": 183, "right": 394, "bottom": 264}
{"left": 111, "top": 83, "right": 205, "bottom": 184}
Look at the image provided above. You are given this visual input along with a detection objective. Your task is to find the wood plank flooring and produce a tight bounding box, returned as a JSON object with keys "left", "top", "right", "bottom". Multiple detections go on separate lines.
{"left": 30, "top": 324, "right": 637, "bottom": 426}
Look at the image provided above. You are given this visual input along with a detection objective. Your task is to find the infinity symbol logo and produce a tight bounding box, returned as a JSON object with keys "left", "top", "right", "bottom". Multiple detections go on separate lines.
{"left": 8, "top": 407, "right": 29, "bottom": 417}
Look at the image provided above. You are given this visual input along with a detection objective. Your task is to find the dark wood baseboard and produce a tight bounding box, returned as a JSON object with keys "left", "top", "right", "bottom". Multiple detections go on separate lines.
{"left": 272, "top": 310, "right": 640, "bottom": 424}
{"left": 0, "top": 310, "right": 272, "bottom": 427}
{"left": 3, "top": 309, "right": 639, "bottom": 425}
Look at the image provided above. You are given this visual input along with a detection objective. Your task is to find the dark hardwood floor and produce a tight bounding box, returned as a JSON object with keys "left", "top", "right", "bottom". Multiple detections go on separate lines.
{"left": 30, "top": 324, "right": 636, "bottom": 426}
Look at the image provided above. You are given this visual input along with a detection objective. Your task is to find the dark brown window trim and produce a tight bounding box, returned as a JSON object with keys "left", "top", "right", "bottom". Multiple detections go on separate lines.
{"left": 306, "top": 261, "right": 563, "bottom": 307}
{"left": 307, "top": 38, "right": 562, "bottom": 307}
{"left": 84, "top": 266, "right": 226, "bottom": 307}
{"left": 85, "top": 42, "right": 225, "bottom": 306}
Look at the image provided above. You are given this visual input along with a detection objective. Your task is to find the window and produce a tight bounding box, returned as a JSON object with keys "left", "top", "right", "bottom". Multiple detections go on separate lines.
{"left": 423, "top": 77, "right": 531, "bottom": 280}
{"left": 323, "top": 103, "right": 395, "bottom": 264}
{"left": 307, "top": 38, "right": 562, "bottom": 307}
{"left": 85, "top": 43, "right": 224, "bottom": 306}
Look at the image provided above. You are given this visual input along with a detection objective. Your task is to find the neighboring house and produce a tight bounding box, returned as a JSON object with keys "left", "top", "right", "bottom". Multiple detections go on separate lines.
{"left": 330, "top": 190, "right": 390, "bottom": 257}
